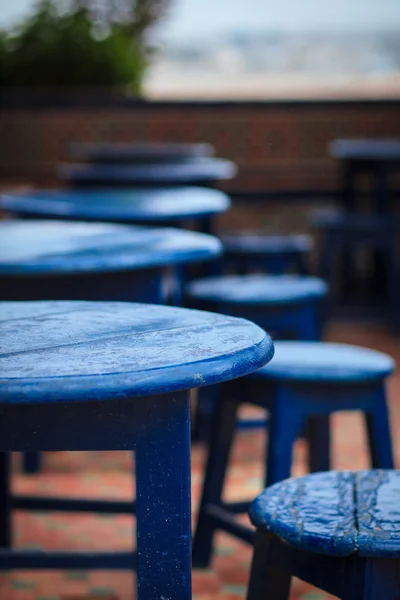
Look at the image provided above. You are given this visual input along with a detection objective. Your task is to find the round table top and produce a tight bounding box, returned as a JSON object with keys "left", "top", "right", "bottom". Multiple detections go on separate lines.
{"left": 58, "top": 158, "right": 237, "bottom": 185}
{"left": 0, "top": 187, "right": 231, "bottom": 224}
{"left": 69, "top": 142, "right": 215, "bottom": 163}
{"left": 187, "top": 275, "right": 328, "bottom": 305}
{"left": 250, "top": 470, "right": 400, "bottom": 558}
{"left": 0, "top": 301, "right": 274, "bottom": 403}
{"left": 0, "top": 220, "right": 222, "bottom": 275}
{"left": 251, "top": 341, "right": 395, "bottom": 383}
{"left": 329, "top": 138, "right": 400, "bottom": 162}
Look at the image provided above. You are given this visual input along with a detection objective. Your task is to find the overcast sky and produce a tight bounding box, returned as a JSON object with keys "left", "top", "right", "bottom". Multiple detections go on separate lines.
{"left": 1, "top": 0, "right": 400, "bottom": 38}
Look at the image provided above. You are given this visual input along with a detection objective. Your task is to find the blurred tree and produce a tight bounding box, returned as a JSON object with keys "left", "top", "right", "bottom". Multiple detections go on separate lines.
{"left": 0, "top": 0, "right": 171, "bottom": 92}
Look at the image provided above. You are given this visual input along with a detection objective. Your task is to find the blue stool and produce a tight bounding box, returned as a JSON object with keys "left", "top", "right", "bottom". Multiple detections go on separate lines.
{"left": 193, "top": 341, "right": 395, "bottom": 566}
{"left": 187, "top": 274, "right": 328, "bottom": 439}
{"left": 247, "top": 470, "right": 400, "bottom": 599}
{"left": 313, "top": 211, "right": 400, "bottom": 329}
{"left": 0, "top": 300, "right": 274, "bottom": 599}
{"left": 221, "top": 233, "right": 312, "bottom": 275}
{"left": 187, "top": 274, "right": 328, "bottom": 341}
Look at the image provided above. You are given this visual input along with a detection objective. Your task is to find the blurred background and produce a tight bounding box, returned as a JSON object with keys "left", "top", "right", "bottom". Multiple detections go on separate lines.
{"left": 0, "top": 2, "right": 399, "bottom": 599}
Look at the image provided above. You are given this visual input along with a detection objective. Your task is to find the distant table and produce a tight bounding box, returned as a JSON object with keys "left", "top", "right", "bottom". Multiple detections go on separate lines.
{"left": 69, "top": 141, "right": 215, "bottom": 164}
{"left": 0, "top": 300, "right": 274, "bottom": 598}
{"left": 329, "top": 138, "right": 400, "bottom": 214}
{"left": 0, "top": 220, "right": 222, "bottom": 303}
{"left": 0, "top": 187, "right": 231, "bottom": 234}
{"left": 58, "top": 158, "right": 237, "bottom": 188}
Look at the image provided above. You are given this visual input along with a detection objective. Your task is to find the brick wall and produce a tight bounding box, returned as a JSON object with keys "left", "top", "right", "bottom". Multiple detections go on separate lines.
{"left": 1, "top": 100, "right": 399, "bottom": 191}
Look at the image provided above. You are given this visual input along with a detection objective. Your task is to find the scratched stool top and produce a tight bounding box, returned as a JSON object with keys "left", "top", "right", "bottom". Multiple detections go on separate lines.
{"left": 0, "top": 187, "right": 230, "bottom": 223}
{"left": 222, "top": 233, "right": 312, "bottom": 255}
{"left": 0, "top": 220, "right": 222, "bottom": 275}
{"left": 187, "top": 275, "right": 328, "bottom": 305}
{"left": 249, "top": 341, "right": 395, "bottom": 383}
{"left": 250, "top": 470, "right": 400, "bottom": 557}
{"left": 0, "top": 301, "right": 274, "bottom": 403}
{"left": 58, "top": 158, "right": 237, "bottom": 184}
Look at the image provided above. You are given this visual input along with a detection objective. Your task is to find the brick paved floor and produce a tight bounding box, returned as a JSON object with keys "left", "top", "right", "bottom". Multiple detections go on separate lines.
{"left": 1, "top": 319, "right": 398, "bottom": 600}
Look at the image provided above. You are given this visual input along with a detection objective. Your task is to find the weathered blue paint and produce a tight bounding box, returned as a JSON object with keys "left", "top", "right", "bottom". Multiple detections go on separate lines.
{"left": 0, "top": 301, "right": 274, "bottom": 404}
{"left": 58, "top": 158, "right": 237, "bottom": 186}
{"left": 0, "top": 220, "right": 222, "bottom": 275}
{"left": 0, "top": 300, "right": 274, "bottom": 595}
{"left": 246, "top": 470, "right": 400, "bottom": 599}
{"left": 0, "top": 187, "right": 231, "bottom": 224}
{"left": 187, "top": 274, "right": 328, "bottom": 305}
{"left": 250, "top": 341, "right": 396, "bottom": 383}
{"left": 193, "top": 344, "right": 394, "bottom": 568}
{"left": 356, "top": 470, "right": 400, "bottom": 558}
{"left": 221, "top": 233, "right": 312, "bottom": 275}
{"left": 249, "top": 470, "right": 357, "bottom": 556}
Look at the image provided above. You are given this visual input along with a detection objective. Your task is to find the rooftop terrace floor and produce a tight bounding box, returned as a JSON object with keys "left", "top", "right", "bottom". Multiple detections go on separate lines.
{"left": 1, "top": 318, "right": 399, "bottom": 600}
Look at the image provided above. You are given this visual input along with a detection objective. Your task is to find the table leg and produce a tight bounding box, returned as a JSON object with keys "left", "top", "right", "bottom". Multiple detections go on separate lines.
{"left": 340, "top": 162, "right": 358, "bottom": 302}
{"left": 135, "top": 392, "right": 192, "bottom": 599}
{"left": 0, "top": 453, "right": 11, "bottom": 547}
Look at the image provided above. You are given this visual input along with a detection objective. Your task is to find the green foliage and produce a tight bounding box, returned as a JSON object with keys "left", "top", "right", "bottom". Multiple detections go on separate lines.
{"left": 0, "top": 0, "right": 170, "bottom": 91}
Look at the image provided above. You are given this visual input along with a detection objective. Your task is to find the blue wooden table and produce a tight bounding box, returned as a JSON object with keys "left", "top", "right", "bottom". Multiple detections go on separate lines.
{"left": 0, "top": 187, "right": 231, "bottom": 234}
{"left": 0, "top": 300, "right": 274, "bottom": 599}
{"left": 326, "top": 138, "right": 400, "bottom": 315}
{"left": 58, "top": 157, "right": 237, "bottom": 188}
{"left": 0, "top": 220, "right": 222, "bottom": 304}
{"left": 329, "top": 138, "right": 400, "bottom": 214}
{"left": 69, "top": 142, "right": 215, "bottom": 164}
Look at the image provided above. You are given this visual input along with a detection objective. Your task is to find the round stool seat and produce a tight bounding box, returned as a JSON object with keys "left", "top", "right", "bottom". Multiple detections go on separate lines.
{"left": 222, "top": 233, "right": 312, "bottom": 256}
{"left": 0, "top": 301, "right": 273, "bottom": 404}
{"left": 187, "top": 275, "right": 328, "bottom": 306}
{"left": 249, "top": 470, "right": 400, "bottom": 557}
{"left": 251, "top": 341, "right": 395, "bottom": 383}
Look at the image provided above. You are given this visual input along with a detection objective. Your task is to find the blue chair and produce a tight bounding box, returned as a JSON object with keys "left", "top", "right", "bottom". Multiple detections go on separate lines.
{"left": 221, "top": 232, "right": 312, "bottom": 275}
{"left": 193, "top": 341, "right": 395, "bottom": 567}
{"left": 247, "top": 470, "right": 400, "bottom": 600}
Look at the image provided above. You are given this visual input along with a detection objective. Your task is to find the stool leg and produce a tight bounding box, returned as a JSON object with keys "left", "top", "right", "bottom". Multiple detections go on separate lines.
{"left": 308, "top": 415, "right": 331, "bottom": 473}
{"left": 0, "top": 453, "right": 11, "bottom": 547}
{"left": 192, "top": 394, "right": 238, "bottom": 567}
{"left": 295, "top": 253, "right": 309, "bottom": 276}
{"left": 136, "top": 393, "right": 192, "bottom": 599}
{"left": 266, "top": 387, "right": 305, "bottom": 487}
{"left": 22, "top": 452, "right": 41, "bottom": 474}
{"left": 247, "top": 534, "right": 291, "bottom": 600}
{"left": 296, "top": 303, "right": 322, "bottom": 341}
{"left": 364, "top": 386, "right": 394, "bottom": 469}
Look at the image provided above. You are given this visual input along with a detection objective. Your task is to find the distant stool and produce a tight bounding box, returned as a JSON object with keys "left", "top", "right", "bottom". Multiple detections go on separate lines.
{"left": 313, "top": 211, "right": 399, "bottom": 328}
{"left": 247, "top": 470, "right": 400, "bottom": 600}
{"left": 187, "top": 274, "right": 328, "bottom": 340}
{"left": 221, "top": 233, "right": 312, "bottom": 274}
{"left": 193, "top": 342, "right": 395, "bottom": 566}
{"left": 187, "top": 274, "right": 328, "bottom": 439}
